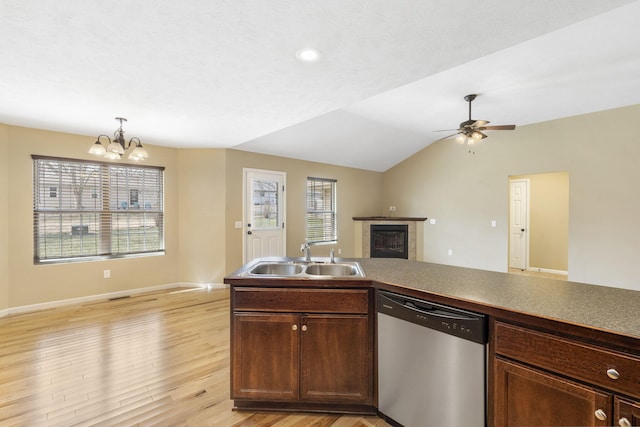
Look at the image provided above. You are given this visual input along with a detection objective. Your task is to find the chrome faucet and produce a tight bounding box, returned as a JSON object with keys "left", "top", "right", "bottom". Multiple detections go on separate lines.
{"left": 300, "top": 243, "right": 312, "bottom": 262}
{"left": 330, "top": 248, "right": 335, "bottom": 264}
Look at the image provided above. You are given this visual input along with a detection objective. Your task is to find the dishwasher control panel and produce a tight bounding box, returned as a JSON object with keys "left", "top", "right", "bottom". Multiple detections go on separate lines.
{"left": 377, "top": 290, "right": 487, "bottom": 344}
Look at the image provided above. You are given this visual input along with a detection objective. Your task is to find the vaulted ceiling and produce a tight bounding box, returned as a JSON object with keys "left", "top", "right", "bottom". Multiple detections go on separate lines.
{"left": 1, "top": 1, "right": 639, "bottom": 171}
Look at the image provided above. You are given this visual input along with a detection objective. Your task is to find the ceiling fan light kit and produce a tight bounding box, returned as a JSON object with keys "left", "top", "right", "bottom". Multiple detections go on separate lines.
{"left": 435, "top": 94, "right": 516, "bottom": 153}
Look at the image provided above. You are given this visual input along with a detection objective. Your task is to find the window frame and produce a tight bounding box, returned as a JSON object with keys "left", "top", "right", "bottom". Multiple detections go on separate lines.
{"left": 32, "top": 155, "right": 165, "bottom": 264}
{"left": 305, "top": 176, "right": 338, "bottom": 245}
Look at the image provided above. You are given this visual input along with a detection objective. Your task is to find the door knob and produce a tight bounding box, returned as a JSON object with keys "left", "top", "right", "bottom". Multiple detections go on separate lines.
{"left": 292, "top": 324, "right": 297, "bottom": 331}
{"left": 247, "top": 231, "right": 252, "bottom": 235}
{"left": 521, "top": 228, "right": 525, "bottom": 232}
{"left": 301, "top": 325, "right": 308, "bottom": 332}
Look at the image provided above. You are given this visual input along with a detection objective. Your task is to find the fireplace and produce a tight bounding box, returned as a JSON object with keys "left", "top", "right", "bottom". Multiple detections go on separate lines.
{"left": 353, "top": 216, "right": 427, "bottom": 261}
{"left": 370, "top": 224, "right": 409, "bottom": 259}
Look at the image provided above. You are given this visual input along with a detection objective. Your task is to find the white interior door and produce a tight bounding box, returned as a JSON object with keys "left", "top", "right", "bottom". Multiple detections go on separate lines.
{"left": 244, "top": 169, "right": 286, "bottom": 263}
{"left": 509, "top": 179, "right": 529, "bottom": 270}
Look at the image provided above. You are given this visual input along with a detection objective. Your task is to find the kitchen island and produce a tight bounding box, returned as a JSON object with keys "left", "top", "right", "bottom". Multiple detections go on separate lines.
{"left": 225, "top": 257, "right": 640, "bottom": 426}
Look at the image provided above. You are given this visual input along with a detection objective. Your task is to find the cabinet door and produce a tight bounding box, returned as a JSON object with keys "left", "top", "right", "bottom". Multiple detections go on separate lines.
{"left": 494, "top": 358, "right": 613, "bottom": 426}
{"left": 616, "top": 397, "right": 640, "bottom": 427}
{"left": 232, "top": 313, "right": 299, "bottom": 400}
{"left": 299, "top": 314, "right": 371, "bottom": 403}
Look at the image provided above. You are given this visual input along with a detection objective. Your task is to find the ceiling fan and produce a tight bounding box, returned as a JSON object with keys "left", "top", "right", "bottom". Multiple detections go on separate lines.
{"left": 435, "top": 94, "right": 516, "bottom": 153}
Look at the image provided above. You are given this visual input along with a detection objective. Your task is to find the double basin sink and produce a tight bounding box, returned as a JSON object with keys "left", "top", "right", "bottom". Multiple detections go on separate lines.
{"left": 243, "top": 260, "right": 365, "bottom": 278}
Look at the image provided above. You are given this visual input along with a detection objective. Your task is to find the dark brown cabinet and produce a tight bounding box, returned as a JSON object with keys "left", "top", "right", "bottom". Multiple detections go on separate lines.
{"left": 616, "top": 397, "right": 640, "bottom": 427}
{"left": 494, "top": 358, "right": 613, "bottom": 426}
{"left": 492, "top": 321, "right": 640, "bottom": 427}
{"left": 230, "top": 286, "right": 374, "bottom": 413}
{"left": 300, "top": 314, "right": 370, "bottom": 402}
{"left": 232, "top": 313, "right": 299, "bottom": 401}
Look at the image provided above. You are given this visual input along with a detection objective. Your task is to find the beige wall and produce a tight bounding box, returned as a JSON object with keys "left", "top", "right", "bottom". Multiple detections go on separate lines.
{"left": 383, "top": 104, "right": 640, "bottom": 291}
{"left": 511, "top": 172, "right": 569, "bottom": 272}
{"left": 224, "top": 149, "right": 383, "bottom": 274}
{"left": 0, "top": 124, "right": 8, "bottom": 310}
{"left": 177, "top": 149, "right": 227, "bottom": 284}
{"left": 0, "top": 127, "right": 383, "bottom": 309}
{"left": 3, "top": 104, "right": 637, "bottom": 308}
{"left": 4, "top": 126, "right": 181, "bottom": 307}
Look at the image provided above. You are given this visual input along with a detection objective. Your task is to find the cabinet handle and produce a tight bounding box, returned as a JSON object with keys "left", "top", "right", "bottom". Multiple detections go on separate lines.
{"left": 292, "top": 324, "right": 297, "bottom": 331}
{"left": 594, "top": 409, "right": 607, "bottom": 421}
{"left": 619, "top": 417, "right": 632, "bottom": 427}
{"left": 606, "top": 368, "right": 620, "bottom": 380}
{"left": 301, "top": 325, "right": 308, "bottom": 332}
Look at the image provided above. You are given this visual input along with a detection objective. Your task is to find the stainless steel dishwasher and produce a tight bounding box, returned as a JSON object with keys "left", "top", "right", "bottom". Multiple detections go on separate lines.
{"left": 377, "top": 290, "right": 487, "bottom": 427}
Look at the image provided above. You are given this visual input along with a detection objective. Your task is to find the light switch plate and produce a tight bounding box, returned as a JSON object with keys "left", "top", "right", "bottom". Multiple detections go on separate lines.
{"left": 235, "top": 221, "right": 243, "bottom": 229}
{"left": 430, "top": 218, "right": 436, "bottom": 225}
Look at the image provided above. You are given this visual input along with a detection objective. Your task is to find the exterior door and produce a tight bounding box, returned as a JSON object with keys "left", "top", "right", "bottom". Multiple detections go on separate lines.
{"left": 509, "top": 179, "right": 529, "bottom": 270}
{"left": 244, "top": 169, "right": 286, "bottom": 263}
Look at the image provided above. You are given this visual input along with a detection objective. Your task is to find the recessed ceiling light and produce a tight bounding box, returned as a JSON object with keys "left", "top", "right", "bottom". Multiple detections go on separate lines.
{"left": 296, "top": 47, "right": 322, "bottom": 63}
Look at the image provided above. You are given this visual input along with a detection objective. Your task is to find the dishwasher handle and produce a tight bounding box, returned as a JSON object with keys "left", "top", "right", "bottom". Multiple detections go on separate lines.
{"left": 404, "top": 300, "right": 476, "bottom": 321}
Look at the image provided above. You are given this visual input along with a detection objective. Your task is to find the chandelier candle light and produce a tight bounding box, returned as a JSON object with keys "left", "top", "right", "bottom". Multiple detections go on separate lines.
{"left": 88, "top": 117, "right": 149, "bottom": 161}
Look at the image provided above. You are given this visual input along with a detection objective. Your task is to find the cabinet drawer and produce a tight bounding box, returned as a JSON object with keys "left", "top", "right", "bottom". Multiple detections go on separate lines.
{"left": 494, "top": 321, "right": 640, "bottom": 398}
{"left": 233, "top": 287, "right": 369, "bottom": 314}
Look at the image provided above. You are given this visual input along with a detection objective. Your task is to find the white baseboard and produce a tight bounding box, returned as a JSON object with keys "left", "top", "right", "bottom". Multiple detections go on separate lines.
{"left": 0, "top": 282, "right": 228, "bottom": 317}
{"left": 527, "top": 267, "right": 568, "bottom": 276}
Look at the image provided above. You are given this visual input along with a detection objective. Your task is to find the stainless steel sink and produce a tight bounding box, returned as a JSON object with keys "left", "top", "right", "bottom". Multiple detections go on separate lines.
{"left": 305, "top": 263, "right": 361, "bottom": 276}
{"left": 249, "top": 263, "right": 305, "bottom": 276}
{"left": 243, "top": 261, "right": 364, "bottom": 278}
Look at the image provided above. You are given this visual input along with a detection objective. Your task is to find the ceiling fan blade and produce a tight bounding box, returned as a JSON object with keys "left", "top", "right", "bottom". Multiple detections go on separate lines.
{"left": 433, "top": 128, "right": 459, "bottom": 132}
{"left": 472, "top": 120, "right": 489, "bottom": 127}
{"left": 482, "top": 124, "right": 516, "bottom": 131}
{"left": 432, "top": 132, "right": 461, "bottom": 143}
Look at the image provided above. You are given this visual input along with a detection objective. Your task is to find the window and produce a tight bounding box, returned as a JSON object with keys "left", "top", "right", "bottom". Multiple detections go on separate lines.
{"left": 306, "top": 177, "right": 337, "bottom": 244}
{"left": 33, "top": 156, "right": 164, "bottom": 263}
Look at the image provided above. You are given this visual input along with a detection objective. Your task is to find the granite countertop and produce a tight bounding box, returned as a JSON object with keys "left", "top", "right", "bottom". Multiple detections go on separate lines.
{"left": 357, "top": 258, "right": 640, "bottom": 341}
{"left": 225, "top": 257, "right": 640, "bottom": 342}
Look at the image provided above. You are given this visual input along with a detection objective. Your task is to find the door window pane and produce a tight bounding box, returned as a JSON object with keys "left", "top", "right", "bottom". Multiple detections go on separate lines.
{"left": 252, "top": 179, "right": 279, "bottom": 229}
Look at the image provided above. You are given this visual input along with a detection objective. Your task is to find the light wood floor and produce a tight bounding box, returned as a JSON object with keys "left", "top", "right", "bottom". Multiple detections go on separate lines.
{"left": 0, "top": 287, "right": 391, "bottom": 427}
{"left": 508, "top": 267, "right": 568, "bottom": 281}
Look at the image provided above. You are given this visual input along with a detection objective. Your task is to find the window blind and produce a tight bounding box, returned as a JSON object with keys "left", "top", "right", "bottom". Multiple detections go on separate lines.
{"left": 33, "top": 156, "right": 165, "bottom": 263}
{"left": 306, "top": 177, "right": 337, "bottom": 244}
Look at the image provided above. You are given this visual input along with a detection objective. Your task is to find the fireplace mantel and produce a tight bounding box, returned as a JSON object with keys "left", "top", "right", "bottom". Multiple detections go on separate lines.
{"left": 352, "top": 216, "right": 428, "bottom": 222}
{"left": 353, "top": 216, "right": 426, "bottom": 261}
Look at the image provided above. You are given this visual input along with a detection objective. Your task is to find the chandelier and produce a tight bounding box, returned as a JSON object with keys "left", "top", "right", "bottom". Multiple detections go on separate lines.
{"left": 88, "top": 117, "right": 149, "bottom": 161}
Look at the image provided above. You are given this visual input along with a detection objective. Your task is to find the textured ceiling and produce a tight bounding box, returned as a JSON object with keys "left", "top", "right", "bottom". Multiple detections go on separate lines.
{"left": 1, "top": 0, "right": 639, "bottom": 171}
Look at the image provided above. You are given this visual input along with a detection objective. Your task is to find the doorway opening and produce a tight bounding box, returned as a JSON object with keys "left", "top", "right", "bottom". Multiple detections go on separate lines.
{"left": 508, "top": 172, "right": 569, "bottom": 278}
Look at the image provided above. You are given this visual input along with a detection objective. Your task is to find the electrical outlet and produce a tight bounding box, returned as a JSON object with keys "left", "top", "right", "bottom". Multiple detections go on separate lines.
{"left": 491, "top": 220, "right": 497, "bottom": 227}
{"left": 430, "top": 218, "right": 436, "bottom": 225}
{"left": 389, "top": 206, "right": 396, "bottom": 212}
{"left": 448, "top": 249, "right": 453, "bottom": 256}
{"left": 338, "top": 248, "right": 342, "bottom": 255}
{"left": 103, "top": 269, "right": 111, "bottom": 279}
